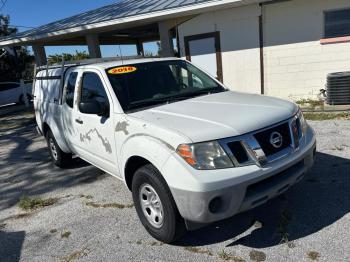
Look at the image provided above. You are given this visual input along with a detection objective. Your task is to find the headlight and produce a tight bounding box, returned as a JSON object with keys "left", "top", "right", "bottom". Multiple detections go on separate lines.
{"left": 176, "top": 141, "right": 234, "bottom": 170}
{"left": 297, "top": 109, "right": 308, "bottom": 136}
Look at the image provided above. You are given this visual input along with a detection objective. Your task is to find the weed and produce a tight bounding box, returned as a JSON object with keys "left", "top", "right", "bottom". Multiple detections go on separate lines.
{"left": 307, "top": 251, "right": 320, "bottom": 261}
{"left": 218, "top": 249, "right": 232, "bottom": 260}
{"left": 0, "top": 223, "right": 6, "bottom": 229}
{"left": 18, "top": 196, "right": 58, "bottom": 211}
{"left": 136, "top": 239, "right": 142, "bottom": 245}
{"left": 50, "top": 229, "right": 57, "bottom": 234}
{"left": 85, "top": 201, "right": 134, "bottom": 209}
{"left": 61, "top": 248, "right": 89, "bottom": 262}
{"left": 249, "top": 250, "right": 266, "bottom": 262}
{"left": 61, "top": 231, "right": 71, "bottom": 238}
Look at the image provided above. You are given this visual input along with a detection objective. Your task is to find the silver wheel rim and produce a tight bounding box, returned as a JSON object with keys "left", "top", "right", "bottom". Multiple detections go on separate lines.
{"left": 49, "top": 138, "right": 58, "bottom": 161}
{"left": 139, "top": 183, "right": 164, "bottom": 228}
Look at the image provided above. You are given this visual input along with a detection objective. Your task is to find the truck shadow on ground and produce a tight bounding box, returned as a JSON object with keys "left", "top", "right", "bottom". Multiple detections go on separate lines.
{"left": 0, "top": 113, "right": 107, "bottom": 210}
{"left": 178, "top": 152, "right": 350, "bottom": 248}
{"left": 0, "top": 231, "right": 25, "bottom": 262}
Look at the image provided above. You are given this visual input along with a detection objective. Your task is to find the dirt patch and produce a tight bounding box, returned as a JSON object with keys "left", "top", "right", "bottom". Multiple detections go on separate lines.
{"left": 61, "top": 248, "right": 89, "bottom": 262}
{"left": 184, "top": 246, "right": 213, "bottom": 256}
{"left": 249, "top": 250, "right": 266, "bottom": 262}
{"left": 85, "top": 201, "right": 134, "bottom": 209}
{"left": 307, "top": 251, "right": 320, "bottom": 261}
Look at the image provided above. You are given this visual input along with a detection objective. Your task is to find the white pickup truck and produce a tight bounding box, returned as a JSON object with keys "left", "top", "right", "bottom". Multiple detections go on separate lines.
{"left": 34, "top": 57, "right": 316, "bottom": 243}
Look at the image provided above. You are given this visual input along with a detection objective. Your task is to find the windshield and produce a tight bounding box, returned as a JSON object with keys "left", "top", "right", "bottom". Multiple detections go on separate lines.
{"left": 106, "top": 60, "right": 226, "bottom": 112}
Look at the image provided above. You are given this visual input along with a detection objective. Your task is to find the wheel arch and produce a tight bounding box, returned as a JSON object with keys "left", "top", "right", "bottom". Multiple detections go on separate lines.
{"left": 42, "top": 121, "right": 71, "bottom": 153}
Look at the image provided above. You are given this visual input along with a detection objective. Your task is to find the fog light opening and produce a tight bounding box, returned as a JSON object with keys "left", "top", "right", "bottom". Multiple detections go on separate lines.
{"left": 209, "top": 197, "right": 223, "bottom": 213}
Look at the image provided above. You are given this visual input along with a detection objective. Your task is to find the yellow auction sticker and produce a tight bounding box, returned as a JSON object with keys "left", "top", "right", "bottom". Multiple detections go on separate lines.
{"left": 108, "top": 66, "right": 137, "bottom": 74}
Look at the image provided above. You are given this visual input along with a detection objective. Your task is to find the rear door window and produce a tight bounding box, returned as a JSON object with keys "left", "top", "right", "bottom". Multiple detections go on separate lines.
{"left": 65, "top": 72, "right": 78, "bottom": 108}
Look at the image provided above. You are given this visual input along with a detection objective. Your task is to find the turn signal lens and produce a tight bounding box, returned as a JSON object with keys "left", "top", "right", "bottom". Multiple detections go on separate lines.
{"left": 177, "top": 144, "right": 197, "bottom": 166}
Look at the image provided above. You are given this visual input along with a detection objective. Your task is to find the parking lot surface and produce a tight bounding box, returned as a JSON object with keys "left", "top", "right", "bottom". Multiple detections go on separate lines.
{"left": 0, "top": 108, "right": 349, "bottom": 262}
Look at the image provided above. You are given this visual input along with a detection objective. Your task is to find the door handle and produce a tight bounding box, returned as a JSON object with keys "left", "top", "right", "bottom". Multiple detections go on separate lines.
{"left": 75, "top": 119, "right": 83, "bottom": 124}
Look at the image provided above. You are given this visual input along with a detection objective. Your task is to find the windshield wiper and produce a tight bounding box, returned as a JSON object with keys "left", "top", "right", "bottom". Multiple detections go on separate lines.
{"left": 127, "top": 97, "right": 178, "bottom": 111}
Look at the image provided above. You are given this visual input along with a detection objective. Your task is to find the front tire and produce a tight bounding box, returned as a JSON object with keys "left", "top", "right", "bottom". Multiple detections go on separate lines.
{"left": 132, "top": 164, "right": 186, "bottom": 243}
{"left": 46, "top": 130, "right": 72, "bottom": 167}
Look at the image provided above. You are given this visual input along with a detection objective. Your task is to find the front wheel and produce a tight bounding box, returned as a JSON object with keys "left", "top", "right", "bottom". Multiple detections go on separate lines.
{"left": 132, "top": 164, "right": 186, "bottom": 243}
{"left": 46, "top": 130, "right": 72, "bottom": 167}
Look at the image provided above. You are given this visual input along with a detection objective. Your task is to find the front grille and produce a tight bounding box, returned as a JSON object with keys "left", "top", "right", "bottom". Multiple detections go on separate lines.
{"left": 254, "top": 123, "right": 292, "bottom": 156}
{"left": 227, "top": 141, "right": 249, "bottom": 164}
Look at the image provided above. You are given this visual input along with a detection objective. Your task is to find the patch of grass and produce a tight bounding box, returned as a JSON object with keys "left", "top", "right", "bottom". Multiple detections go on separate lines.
{"left": 50, "top": 229, "right": 57, "bottom": 234}
{"left": 61, "top": 231, "right": 71, "bottom": 238}
{"left": 184, "top": 246, "right": 213, "bottom": 256}
{"left": 0, "top": 223, "right": 6, "bottom": 229}
{"left": 18, "top": 196, "right": 58, "bottom": 211}
{"left": 249, "top": 250, "right": 266, "bottom": 262}
{"left": 85, "top": 201, "right": 134, "bottom": 209}
{"left": 307, "top": 251, "right": 320, "bottom": 261}
{"left": 304, "top": 112, "right": 350, "bottom": 121}
{"left": 61, "top": 248, "right": 89, "bottom": 262}
{"left": 218, "top": 249, "right": 232, "bottom": 260}
{"left": 295, "top": 99, "right": 324, "bottom": 110}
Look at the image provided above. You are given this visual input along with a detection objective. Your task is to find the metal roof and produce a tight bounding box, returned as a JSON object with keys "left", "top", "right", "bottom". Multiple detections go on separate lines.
{"left": 0, "top": 0, "right": 269, "bottom": 46}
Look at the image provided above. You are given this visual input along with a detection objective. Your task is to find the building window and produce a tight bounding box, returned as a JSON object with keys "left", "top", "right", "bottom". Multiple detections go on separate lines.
{"left": 325, "top": 8, "right": 350, "bottom": 38}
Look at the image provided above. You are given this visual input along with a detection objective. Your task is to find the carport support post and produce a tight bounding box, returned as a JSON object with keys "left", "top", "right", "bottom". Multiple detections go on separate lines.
{"left": 136, "top": 40, "right": 144, "bottom": 57}
{"left": 86, "top": 34, "right": 102, "bottom": 58}
{"left": 158, "top": 21, "right": 175, "bottom": 57}
{"left": 32, "top": 45, "right": 47, "bottom": 66}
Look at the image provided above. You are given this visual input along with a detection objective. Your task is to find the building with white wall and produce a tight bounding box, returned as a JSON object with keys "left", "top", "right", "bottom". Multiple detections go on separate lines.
{"left": 1, "top": 0, "right": 350, "bottom": 102}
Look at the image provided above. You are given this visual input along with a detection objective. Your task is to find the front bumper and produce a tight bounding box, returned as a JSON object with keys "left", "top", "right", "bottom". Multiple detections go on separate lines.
{"left": 164, "top": 127, "right": 316, "bottom": 224}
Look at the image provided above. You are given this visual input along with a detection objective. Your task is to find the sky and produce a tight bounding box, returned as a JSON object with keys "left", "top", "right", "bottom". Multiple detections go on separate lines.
{"left": 0, "top": 0, "right": 158, "bottom": 56}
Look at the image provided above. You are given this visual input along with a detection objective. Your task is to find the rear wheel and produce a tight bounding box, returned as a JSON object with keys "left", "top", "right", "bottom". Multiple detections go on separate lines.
{"left": 18, "top": 94, "right": 32, "bottom": 105}
{"left": 132, "top": 164, "right": 186, "bottom": 243}
{"left": 46, "top": 130, "right": 72, "bottom": 167}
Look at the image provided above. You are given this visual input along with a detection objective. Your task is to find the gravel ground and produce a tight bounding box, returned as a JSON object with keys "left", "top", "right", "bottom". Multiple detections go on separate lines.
{"left": 0, "top": 108, "right": 349, "bottom": 262}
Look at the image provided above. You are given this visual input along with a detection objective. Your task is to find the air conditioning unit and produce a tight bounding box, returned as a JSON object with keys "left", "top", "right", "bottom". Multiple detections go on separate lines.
{"left": 327, "top": 72, "right": 350, "bottom": 105}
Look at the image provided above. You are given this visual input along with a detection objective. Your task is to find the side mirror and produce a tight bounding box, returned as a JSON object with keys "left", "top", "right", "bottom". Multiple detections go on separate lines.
{"left": 79, "top": 100, "right": 106, "bottom": 116}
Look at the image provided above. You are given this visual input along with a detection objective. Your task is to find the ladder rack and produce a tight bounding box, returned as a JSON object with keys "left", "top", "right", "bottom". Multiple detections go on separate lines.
{"left": 36, "top": 55, "right": 145, "bottom": 72}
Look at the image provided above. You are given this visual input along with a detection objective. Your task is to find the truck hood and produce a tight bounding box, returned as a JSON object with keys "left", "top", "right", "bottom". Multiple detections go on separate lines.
{"left": 130, "top": 91, "right": 298, "bottom": 143}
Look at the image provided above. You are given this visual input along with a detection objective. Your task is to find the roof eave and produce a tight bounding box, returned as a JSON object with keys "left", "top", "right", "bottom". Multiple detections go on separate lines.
{"left": 0, "top": 0, "right": 270, "bottom": 47}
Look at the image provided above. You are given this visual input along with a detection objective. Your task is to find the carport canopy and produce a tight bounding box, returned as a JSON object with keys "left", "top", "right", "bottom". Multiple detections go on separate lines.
{"left": 0, "top": 0, "right": 270, "bottom": 65}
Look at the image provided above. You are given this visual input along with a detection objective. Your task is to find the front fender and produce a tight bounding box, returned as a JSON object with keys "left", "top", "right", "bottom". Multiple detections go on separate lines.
{"left": 120, "top": 134, "right": 176, "bottom": 184}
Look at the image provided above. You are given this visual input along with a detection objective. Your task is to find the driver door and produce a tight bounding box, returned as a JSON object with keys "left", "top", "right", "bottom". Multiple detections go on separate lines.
{"left": 71, "top": 70, "right": 118, "bottom": 175}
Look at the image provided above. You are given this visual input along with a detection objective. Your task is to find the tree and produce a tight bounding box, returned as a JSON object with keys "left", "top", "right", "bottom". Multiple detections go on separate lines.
{"left": 0, "top": 15, "right": 34, "bottom": 82}
{"left": 47, "top": 50, "right": 89, "bottom": 65}
{"left": 0, "top": 15, "right": 17, "bottom": 36}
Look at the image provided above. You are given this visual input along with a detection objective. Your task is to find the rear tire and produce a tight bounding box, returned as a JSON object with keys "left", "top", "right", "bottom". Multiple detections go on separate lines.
{"left": 46, "top": 130, "right": 72, "bottom": 167}
{"left": 132, "top": 164, "right": 186, "bottom": 243}
{"left": 18, "top": 94, "right": 32, "bottom": 105}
